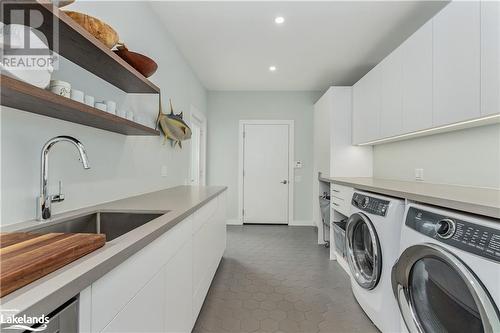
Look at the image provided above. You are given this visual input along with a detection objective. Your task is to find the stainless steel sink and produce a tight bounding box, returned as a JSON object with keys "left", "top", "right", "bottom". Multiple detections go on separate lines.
{"left": 23, "top": 211, "right": 168, "bottom": 241}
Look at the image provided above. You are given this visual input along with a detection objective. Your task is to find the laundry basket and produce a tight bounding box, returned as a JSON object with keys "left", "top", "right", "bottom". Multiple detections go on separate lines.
{"left": 319, "top": 193, "right": 330, "bottom": 248}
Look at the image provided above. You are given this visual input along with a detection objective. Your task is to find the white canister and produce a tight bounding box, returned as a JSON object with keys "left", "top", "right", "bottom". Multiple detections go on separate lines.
{"left": 94, "top": 102, "right": 107, "bottom": 112}
{"left": 84, "top": 95, "right": 94, "bottom": 107}
{"left": 116, "top": 109, "right": 126, "bottom": 118}
{"left": 105, "top": 100, "right": 116, "bottom": 114}
{"left": 70, "top": 89, "right": 84, "bottom": 103}
{"left": 49, "top": 80, "right": 71, "bottom": 98}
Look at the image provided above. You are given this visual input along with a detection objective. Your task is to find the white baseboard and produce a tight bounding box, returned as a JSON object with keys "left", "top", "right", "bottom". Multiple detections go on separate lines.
{"left": 290, "top": 220, "right": 314, "bottom": 226}
{"left": 226, "top": 219, "right": 242, "bottom": 225}
{"left": 227, "top": 219, "right": 313, "bottom": 226}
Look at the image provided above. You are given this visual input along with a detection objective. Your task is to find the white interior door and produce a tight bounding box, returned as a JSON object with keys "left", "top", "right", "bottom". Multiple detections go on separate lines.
{"left": 190, "top": 107, "right": 206, "bottom": 185}
{"left": 243, "top": 123, "right": 290, "bottom": 224}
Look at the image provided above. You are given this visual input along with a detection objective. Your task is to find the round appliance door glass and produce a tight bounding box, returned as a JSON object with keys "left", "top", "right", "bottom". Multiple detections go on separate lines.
{"left": 346, "top": 213, "right": 381, "bottom": 290}
{"left": 392, "top": 244, "right": 500, "bottom": 333}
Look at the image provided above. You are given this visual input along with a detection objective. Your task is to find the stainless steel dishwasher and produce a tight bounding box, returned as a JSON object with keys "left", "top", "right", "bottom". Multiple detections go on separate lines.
{"left": 30, "top": 298, "right": 79, "bottom": 333}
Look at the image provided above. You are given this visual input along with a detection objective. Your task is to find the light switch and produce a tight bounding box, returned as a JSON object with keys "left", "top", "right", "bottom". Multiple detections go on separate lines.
{"left": 415, "top": 168, "right": 424, "bottom": 181}
{"left": 161, "top": 165, "right": 168, "bottom": 177}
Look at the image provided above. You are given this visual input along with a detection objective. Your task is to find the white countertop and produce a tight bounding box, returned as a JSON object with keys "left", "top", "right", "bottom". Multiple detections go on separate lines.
{"left": 0, "top": 185, "right": 226, "bottom": 320}
{"left": 320, "top": 175, "right": 500, "bottom": 219}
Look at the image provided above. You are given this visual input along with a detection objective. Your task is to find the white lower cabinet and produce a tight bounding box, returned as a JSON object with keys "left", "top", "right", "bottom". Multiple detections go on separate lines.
{"left": 102, "top": 268, "right": 166, "bottom": 333}
{"left": 164, "top": 240, "right": 193, "bottom": 333}
{"left": 83, "top": 193, "right": 226, "bottom": 333}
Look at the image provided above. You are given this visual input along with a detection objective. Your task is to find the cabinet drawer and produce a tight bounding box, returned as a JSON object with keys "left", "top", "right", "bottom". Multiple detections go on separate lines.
{"left": 192, "top": 197, "right": 218, "bottom": 234}
{"left": 331, "top": 184, "right": 353, "bottom": 202}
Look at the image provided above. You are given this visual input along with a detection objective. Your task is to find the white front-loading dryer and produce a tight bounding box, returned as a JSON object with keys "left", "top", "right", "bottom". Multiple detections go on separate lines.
{"left": 392, "top": 203, "right": 500, "bottom": 333}
{"left": 346, "top": 191, "right": 405, "bottom": 333}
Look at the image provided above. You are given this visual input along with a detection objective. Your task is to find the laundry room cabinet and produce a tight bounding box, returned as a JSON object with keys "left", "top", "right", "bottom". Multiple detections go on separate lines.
{"left": 401, "top": 20, "right": 433, "bottom": 133}
{"left": 432, "top": 0, "right": 481, "bottom": 126}
{"left": 312, "top": 87, "right": 372, "bottom": 245}
{"left": 352, "top": 0, "right": 498, "bottom": 145}
{"left": 380, "top": 47, "right": 403, "bottom": 138}
{"left": 481, "top": 0, "right": 500, "bottom": 116}
{"left": 352, "top": 67, "right": 382, "bottom": 144}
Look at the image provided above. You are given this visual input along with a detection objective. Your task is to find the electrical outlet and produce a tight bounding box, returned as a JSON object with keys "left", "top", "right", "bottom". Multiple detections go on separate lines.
{"left": 415, "top": 168, "right": 424, "bottom": 181}
{"left": 294, "top": 161, "right": 303, "bottom": 169}
{"left": 161, "top": 165, "right": 168, "bottom": 177}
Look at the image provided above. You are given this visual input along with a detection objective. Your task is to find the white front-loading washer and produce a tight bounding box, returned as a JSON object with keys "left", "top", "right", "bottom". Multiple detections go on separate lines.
{"left": 346, "top": 191, "right": 405, "bottom": 333}
{"left": 392, "top": 203, "right": 500, "bottom": 333}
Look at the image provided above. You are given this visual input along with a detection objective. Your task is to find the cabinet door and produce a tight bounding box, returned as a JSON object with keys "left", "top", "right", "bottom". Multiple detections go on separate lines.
{"left": 433, "top": 1, "right": 481, "bottom": 125}
{"left": 102, "top": 269, "right": 165, "bottom": 333}
{"left": 313, "top": 90, "right": 332, "bottom": 174}
{"left": 481, "top": 0, "right": 500, "bottom": 116}
{"left": 402, "top": 20, "right": 433, "bottom": 133}
{"left": 380, "top": 48, "right": 403, "bottom": 138}
{"left": 165, "top": 240, "right": 193, "bottom": 333}
{"left": 352, "top": 66, "right": 381, "bottom": 144}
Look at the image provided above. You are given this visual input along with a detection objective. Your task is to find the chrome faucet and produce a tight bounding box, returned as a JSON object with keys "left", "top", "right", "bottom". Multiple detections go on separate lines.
{"left": 37, "top": 136, "right": 90, "bottom": 221}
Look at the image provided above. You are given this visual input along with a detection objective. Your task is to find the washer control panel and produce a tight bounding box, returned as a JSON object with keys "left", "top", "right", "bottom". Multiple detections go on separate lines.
{"left": 351, "top": 193, "right": 389, "bottom": 217}
{"left": 406, "top": 207, "right": 500, "bottom": 263}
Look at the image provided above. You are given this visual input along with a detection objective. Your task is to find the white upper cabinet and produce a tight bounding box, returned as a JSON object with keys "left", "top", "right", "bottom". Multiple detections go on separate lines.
{"left": 432, "top": 1, "right": 481, "bottom": 126}
{"left": 401, "top": 20, "right": 433, "bottom": 133}
{"left": 353, "top": 65, "right": 382, "bottom": 144}
{"left": 481, "top": 1, "right": 500, "bottom": 116}
{"left": 380, "top": 47, "right": 403, "bottom": 138}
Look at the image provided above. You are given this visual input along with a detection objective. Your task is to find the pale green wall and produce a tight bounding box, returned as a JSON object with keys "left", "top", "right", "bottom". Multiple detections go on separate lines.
{"left": 207, "top": 91, "right": 321, "bottom": 224}
{"left": 373, "top": 124, "right": 500, "bottom": 188}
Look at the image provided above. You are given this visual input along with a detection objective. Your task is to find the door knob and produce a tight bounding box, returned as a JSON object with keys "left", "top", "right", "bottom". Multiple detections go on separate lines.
{"left": 281, "top": 180, "right": 288, "bottom": 184}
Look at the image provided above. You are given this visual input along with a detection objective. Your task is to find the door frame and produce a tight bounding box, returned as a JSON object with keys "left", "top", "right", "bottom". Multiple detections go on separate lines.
{"left": 238, "top": 120, "right": 294, "bottom": 225}
{"left": 190, "top": 105, "right": 207, "bottom": 185}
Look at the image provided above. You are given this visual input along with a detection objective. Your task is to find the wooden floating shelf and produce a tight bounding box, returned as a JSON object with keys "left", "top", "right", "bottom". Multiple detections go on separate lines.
{"left": 5, "top": 1, "right": 160, "bottom": 94}
{"left": 1, "top": 75, "right": 160, "bottom": 136}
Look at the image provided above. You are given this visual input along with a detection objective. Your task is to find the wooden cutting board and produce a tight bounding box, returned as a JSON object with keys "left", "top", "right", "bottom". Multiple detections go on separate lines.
{"left": 0, "top": 232, "right": 106, "bottom": 297}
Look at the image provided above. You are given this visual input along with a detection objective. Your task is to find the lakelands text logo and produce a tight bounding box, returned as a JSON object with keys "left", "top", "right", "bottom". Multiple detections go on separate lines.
{"left": 1, "top": 309, "right": 50, "bottom": 331}
{"left": 0, "top": 1, "right": 59, "bottom": 70}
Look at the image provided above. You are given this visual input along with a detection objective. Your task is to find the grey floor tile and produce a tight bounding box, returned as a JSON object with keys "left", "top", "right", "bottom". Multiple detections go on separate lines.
{"left": 192, "top": 225, "right": 379, "bottom": 333}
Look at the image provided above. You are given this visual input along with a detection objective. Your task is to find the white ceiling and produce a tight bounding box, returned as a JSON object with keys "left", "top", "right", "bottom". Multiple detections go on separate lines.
{"left": 151, "top": 1, "right": 448, "bottom": 91}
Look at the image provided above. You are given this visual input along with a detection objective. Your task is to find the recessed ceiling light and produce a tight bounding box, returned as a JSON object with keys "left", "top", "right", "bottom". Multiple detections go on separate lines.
{"left": 274, "top": 16, "right": 285, "bottom": 24}
{"left": 269, "top": 66, "right": 277, "bottom": 72}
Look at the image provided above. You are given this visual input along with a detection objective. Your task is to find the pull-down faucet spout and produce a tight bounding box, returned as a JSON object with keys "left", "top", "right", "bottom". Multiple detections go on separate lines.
{"left": 38, "top": 136, "right": 90, "bottom": 221}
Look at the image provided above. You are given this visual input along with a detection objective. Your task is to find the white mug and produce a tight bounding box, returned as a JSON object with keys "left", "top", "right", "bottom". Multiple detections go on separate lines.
{"left": 84, "top": 95, "right": 94, "bottom": 107}
{"left": 105, "top": 100, "right": 116, "bottom": 114}
{"left": 116, "top": 109, "right": 126, "bottom": 118}
{"left": 49, "top": 80, "right": 71, "bottom": 98}
{"left": 70, "top": 89, "right": 84, "bottom": 103}
{"left": 94, "top": 102, "right": 107, "bottom": 112}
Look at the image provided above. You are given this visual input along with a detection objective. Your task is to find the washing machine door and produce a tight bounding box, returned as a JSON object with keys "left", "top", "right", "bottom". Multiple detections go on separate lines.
{"left": 392, "top": 243, "right": 500, "bottom": 333}
{"left": 346, "top": 212, "right": 382, "bottom": 290}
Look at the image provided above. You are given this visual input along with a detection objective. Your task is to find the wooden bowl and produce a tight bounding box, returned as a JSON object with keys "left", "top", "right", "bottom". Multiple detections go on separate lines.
{"left": 114, "top": 47, "right": 158, "bottom": 78}
{"left": 64, "top": 11, "right": 119, "bottom": 49}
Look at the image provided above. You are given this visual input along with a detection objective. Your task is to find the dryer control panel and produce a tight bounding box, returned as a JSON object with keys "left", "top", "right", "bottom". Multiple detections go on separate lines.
{"left": 352, "top": 193, "right": 389, "bottom": 217}
{"left": 406, "top": 207, "right": 500, "bottom": 263}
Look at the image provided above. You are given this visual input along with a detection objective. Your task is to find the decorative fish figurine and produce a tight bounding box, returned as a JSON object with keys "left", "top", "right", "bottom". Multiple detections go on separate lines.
{"left": 156, "top": 97, "right": 192, "bottom": 148}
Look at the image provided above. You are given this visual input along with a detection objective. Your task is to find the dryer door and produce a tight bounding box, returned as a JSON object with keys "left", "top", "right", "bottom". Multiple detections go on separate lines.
{"left": 346, "top": 212, "right": 382, "bottom": 290}
{"left": 392, "top": 243, "right": 500, "bottom": 333}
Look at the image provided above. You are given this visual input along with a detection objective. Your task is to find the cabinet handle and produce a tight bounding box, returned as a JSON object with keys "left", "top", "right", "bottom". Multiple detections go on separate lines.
{"left": 332, "top": 202, "right": 340, "bottom": 207}
{"left": 332, "top": 189, "right": 340, "bottom": 193}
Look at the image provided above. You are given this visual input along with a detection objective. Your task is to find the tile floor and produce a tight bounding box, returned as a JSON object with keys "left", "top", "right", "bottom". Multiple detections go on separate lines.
{"left": 193, "top": 225, "right": 379, "bottom": 333}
